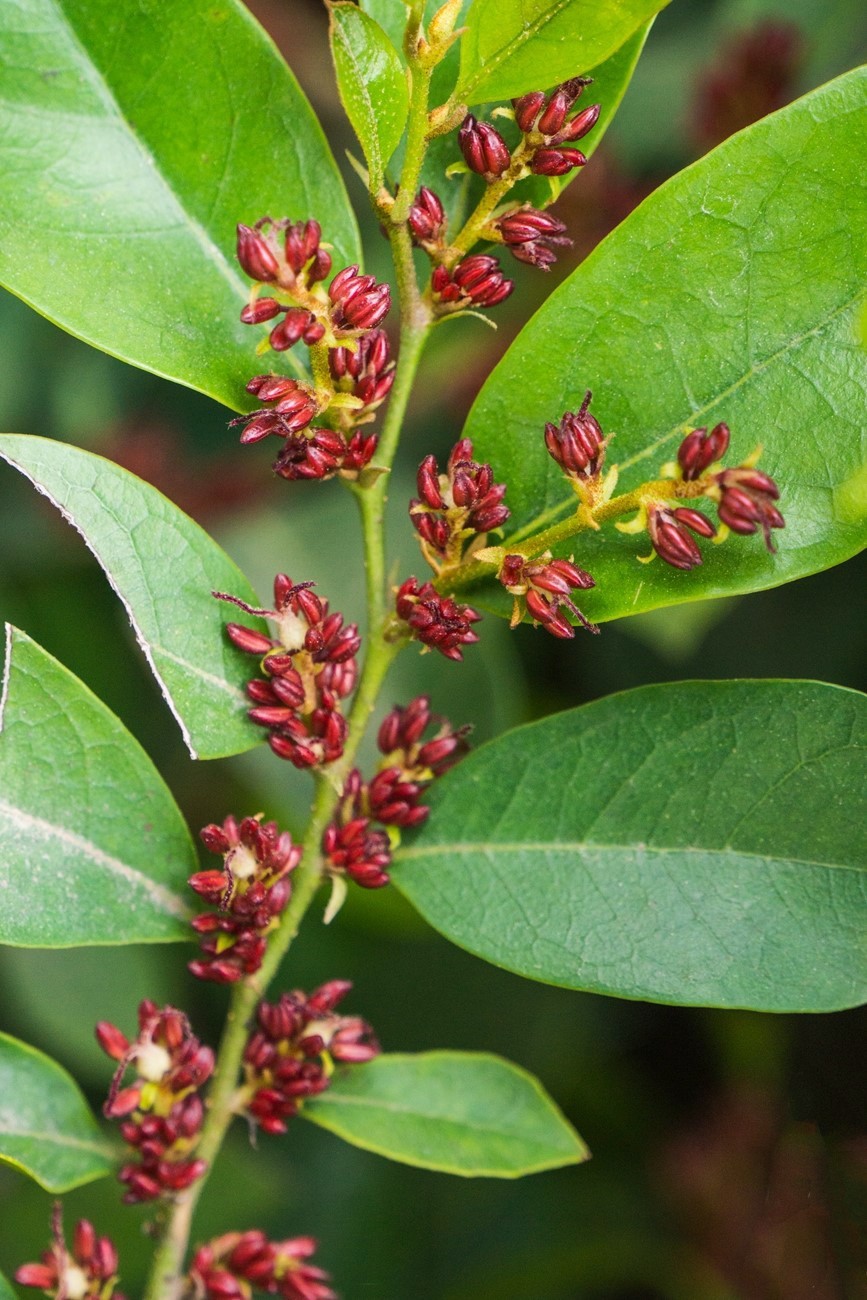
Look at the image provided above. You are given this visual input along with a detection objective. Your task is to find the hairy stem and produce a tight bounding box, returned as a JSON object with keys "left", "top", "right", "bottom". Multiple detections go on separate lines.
{"left": 449, "top": 143, "right": 533, "bottom": 257}
{"left": 442, "top": 477, "right": 698, "bottom": 591}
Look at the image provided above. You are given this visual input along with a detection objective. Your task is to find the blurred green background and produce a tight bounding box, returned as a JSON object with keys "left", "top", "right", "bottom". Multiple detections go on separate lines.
{"left": 1, "top": 0, "right": 865, "bottom": 1295}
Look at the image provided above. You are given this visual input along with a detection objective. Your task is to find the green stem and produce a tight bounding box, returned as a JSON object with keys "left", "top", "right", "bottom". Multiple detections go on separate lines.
{"left": 449, "top": 143, "right": 532, "bottom": 257}
{"left": 391, "top": 58, "right": 433, "bottom": 225}
{"left": 443, "top": 478, "right": 689, "bottom": 592}
{"left": 146, "top": 41, "right": 438, "bottom": 1294}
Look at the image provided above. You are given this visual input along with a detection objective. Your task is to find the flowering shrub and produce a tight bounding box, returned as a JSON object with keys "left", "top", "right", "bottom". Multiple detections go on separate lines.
{"left": 0, "top": 0, "right": 864, "bottom": 1295}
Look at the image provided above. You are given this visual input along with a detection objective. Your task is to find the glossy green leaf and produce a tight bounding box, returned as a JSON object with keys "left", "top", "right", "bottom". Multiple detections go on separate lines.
{"left": 457, "top": 0, "right": 668, "bottom": 104}
{"left": 395, "top": 681, "right": 867, "bottom": 1012}
{"left": 0, "top": 1273, "right": 14, "bottom": 1300}
{"left": 360, "top": 0, "right": 410, "bottom": 53}
{"left": 0, "top": 1032, "right": 113, "bottom": 1191}
{"left": 419, "top": 23, "right": 650, "bottom": 231}
{"left": 0, "top": 435, "right": 266, "bottom": 760}
{"left": 464, "top": 69, "right": 867, "bottom": 624}
{"left": 0, "top": 626, "right": 193, "bottom": 946}
{"left": 0, "top": 0, "right": 360, "bottom": 411}
{"left": 330, "top": 3, "right": 409, "bottom": 188}
{"left": 304, "top": 1051, "right": 588, "bottom": 1175}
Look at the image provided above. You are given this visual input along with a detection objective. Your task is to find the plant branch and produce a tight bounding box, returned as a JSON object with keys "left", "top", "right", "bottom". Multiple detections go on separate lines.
{"left": 441, "top": 476, "right": 703, "bottom": 592}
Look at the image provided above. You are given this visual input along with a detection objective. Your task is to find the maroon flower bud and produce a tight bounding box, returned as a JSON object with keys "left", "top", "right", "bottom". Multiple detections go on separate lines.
{"left": 239, "top": 297, "right": 283, "bottom": 324}
{"left": 16, "top": 1208, "right": 124, "bottom": 1299}
{"left": 550, "top": 101, "right": 601, "bottom": 144}
{"left": 544, "top": 391, "right": 606, "bottom": 478}
{"left": 268, "top": 307, "right": 323, "bottom": 351}
{"left": 410, "top": 440, "right": 509, "bottom": 566}
{"left": 283, "top": 219, "right": 323, "bottom": 275}
{"left": 713, "top": 464, "right": 784, "bottom": 550}
{"left": 272, "top": 428, "right": 346, "bottom": 481}
{"left": 677, "top": 422, "right": 731, "bottom": 479}
{"left": 432, "top": 256, "right": 513, "bottom": 310}
{"left": 500, "top": 553, "right": 597, "bottom": 637}
{"left": 395, "top": 578, "right": 481, "bottom": 660}
{"left": 236, "top": 223, "right": 279, "bottom": 282}
{"left": 497, "top": 206, "right": 572, "bottom": 271}
{"left": 530, "top": 146, "right": 587, "bottom": 176}
{"left": 408, "top": 186, "right": 446, "bottom": 244}
{"left": 459, "top": 115, "right": 511, "bottom": 178}
{"left": 329, "top": 265, "right": 392, "bottom": 332}
{"left": 512, "top": 90, "right": 546, "bottom": 132}
{"left": 648, "top": 504, "right": 715, "bottom": 569}
{"left": 323, "top": 817, "right": 392, "bottom": 889}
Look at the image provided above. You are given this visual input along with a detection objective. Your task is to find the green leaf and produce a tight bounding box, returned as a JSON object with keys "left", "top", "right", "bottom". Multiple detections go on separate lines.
{"left": 463, "top": 69, "right": 867, "bottom": 624}
{"left": 304, "top": 1051, "right": 588, "bottom": 1176}
{"left": 516, "top": 23, "right": 650, "bottom": 210}
{"left": 0, "top": 0, "right": 360, "bottom": 411}
{"left": 395, "top": 681, "right": 867, "bottom": 1012}
{"left": 361, "top": 0, "right": 410, "bottom": 54}
{"left": 0, "top": 435, "right": 266, "bottom": 760}
{"left": 0, "top": 1274, "right": 14, "bottom": 1300}
{"left": 330, "top": 2, "right": 410, "bottom": 189}
{"left": 0, "top": 1032, "right": 113, "bottom": 1191}
{"left": 0, "top": 626, "right": 193, "bottom": 946}
{"left": 457, "top": 0, "right": 669, "bottom": 104}
{"left": 419, "top": 23, "right": 650, "bottom": 231}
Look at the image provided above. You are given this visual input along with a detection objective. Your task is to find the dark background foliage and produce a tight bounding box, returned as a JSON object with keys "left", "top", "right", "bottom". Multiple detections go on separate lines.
{"left": 0, "top": 0, "right": 865, "bottom": 1295}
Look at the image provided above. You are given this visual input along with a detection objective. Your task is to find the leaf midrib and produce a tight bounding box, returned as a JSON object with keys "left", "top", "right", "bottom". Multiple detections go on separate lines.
{"left": 460, "top": 0, "right": 575, "bottom": 98}
{"left": 396, "top": 840, "right": 863, "bottom": 875}
{"left": 312, "top": 1091, "right": 555, "bottom": 1144}
{"left": 0, "top": 1127, "right": 110, "bottom": 1156}
{"left": 0, "top": 797, "right": 191, "bottom": 919}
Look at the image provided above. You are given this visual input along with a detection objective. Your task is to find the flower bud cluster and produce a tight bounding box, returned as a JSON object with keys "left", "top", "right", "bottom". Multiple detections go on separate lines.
{"left": 495, "top": 206, "right": 572, "bottom": 270}
{"left": 221, "top": 574, "right": 360, "bottom": 769}
{"left": 411, "top": 438, "right": 509, "bottom": 570}
{"left": 329, "top": 328, "right": 395, "bottom": 423}
{"left": 243, "top": 982, "right": 378, "bottom": 1135}
{"left": 408, "top": 186, "right": 447, "bottom": 251}
{"left": 512, "top": 77, "right": 601, "bottom": 175}
{"left": 458, "top": 114, "right": 512, "bottom": 180}
{"left": 236, "top": 215, "right": 393, "bottom": 482}
{"left": 499, "top": 553, "right": 598, "bottom": 637}
{"left": 96, "top": 1001, "right": 214, "bottom": 1203}
{"left": 188, "top": 815, "right": 302, "bottom": 983}
{"left": 617, "top": 422, "right": 784, "bottom": 568}
{"left": 431, "top": 255, "right": 513, "bottom": 309}
{"left": 16, "top": 1207, "right": 125, "bottom": 1300}
{"left": 190, "top": 1230, "right": 335, "bottom": 1300}
{"left": 394, "top": 577, "right": 481, "bottom": 661}
{"left": 321, "top": 696, "right": 469, "bottom": 889}
{"left": 544, "top": 391, "right": 607, "bottom": 481}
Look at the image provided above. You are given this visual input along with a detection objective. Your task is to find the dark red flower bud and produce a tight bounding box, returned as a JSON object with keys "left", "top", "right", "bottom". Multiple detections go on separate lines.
{"left": 544, "top": 391, "right": 605, "bottom": 477}
{"left": 714, "top": 464, "right": 784, "bottom": 550}
{"left": 395, "top": 578, "right": 481, "bottom": 660}
{"left": 497, "top": 206, "right": 572, "bottom": 271}
{"left": 433, "top": 256, "right": 514, "bottom": 310}
{"left": 226, "top": 623, "right": 273, "bottom": 655}
{"left": 236, "top": 224, "right": 279, "bottom": 281}
{"left": 677, "top": 422, "right": 731, "bottom": 479}
{"left": 500, "top": 553, "right": 597, "bottom": 636}
{"left": 459, "top": 115, "right": 511, "bottom": 178}
{"left": 329, "top": 266, "right": 391, "bottom": 331}
{"left": 240, "top": 297, "right": 283, "bottom": 324}
{"left": 513, "top": 90, "right": 546, "bottom": 132}
{"left": 408, "top": 186, "right": 446, "bottom": 244}
{"left": 530, "top": 147, "right": 587, "bottom": 176}
{"left": 550, "top": 101, "right": 601, "bottom": 144}
{"left": 648, "top": 504, "right": 714, "bottom": 569}
{"left": 283, "top": 219, "right": 322, "bottom": 275}
{"left": 95, "top": 1021, "right": 130, "bottom": 1061}
{"left": 268, "top": 308, "right": 323, "bottom": 351}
